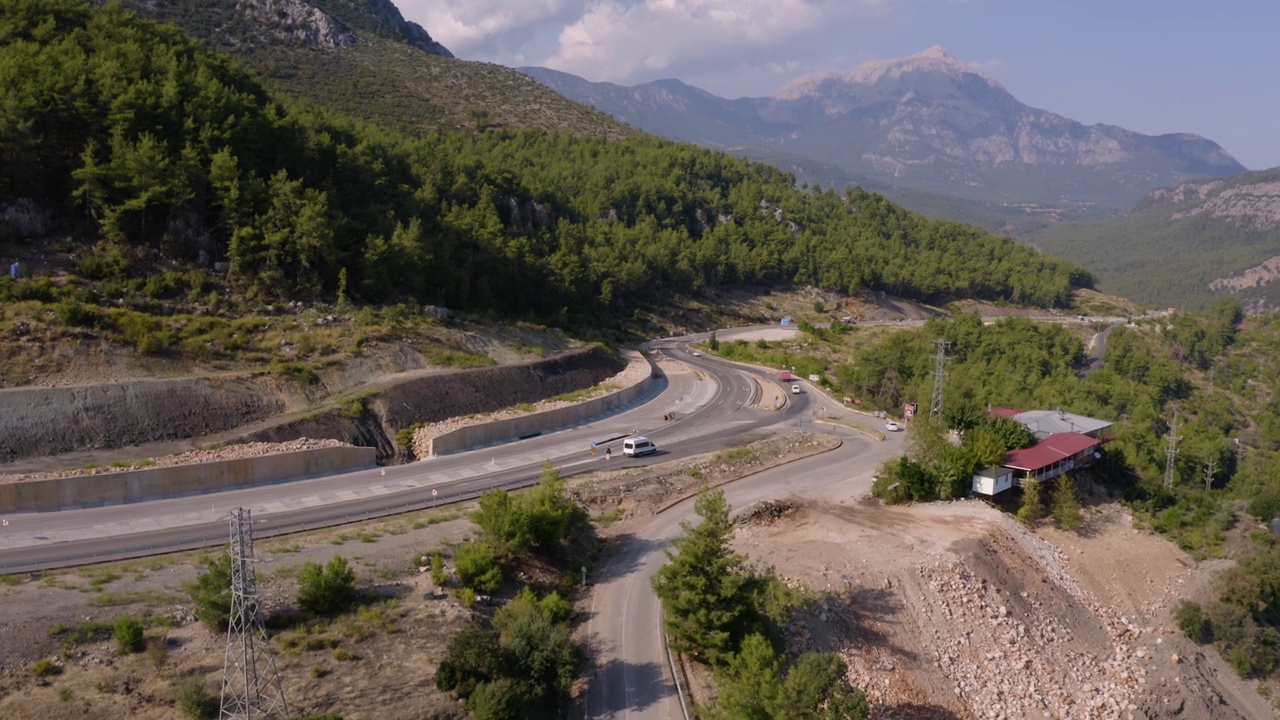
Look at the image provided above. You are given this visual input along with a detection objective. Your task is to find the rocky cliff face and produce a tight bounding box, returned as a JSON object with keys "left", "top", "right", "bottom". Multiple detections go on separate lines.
{"left": 523, "top": 46, "right": 1245, "bottom": 211}
{"left": 222, "top": 0, "right": 452, "bottom": 54}
{"left": 311, "top": 0, "right": 452, "bottom": 56}
{"left": 235, "top": 0, "right": 354, "bottom": 48}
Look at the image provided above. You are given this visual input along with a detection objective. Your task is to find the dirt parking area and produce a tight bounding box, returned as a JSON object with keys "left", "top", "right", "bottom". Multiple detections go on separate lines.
{"left": 734, "top": 498, "right": 1275, "bottom": 720}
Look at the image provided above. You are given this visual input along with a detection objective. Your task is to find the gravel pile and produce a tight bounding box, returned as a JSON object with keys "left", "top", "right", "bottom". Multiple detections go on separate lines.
{"left": 0, "top": 438, "right": 347, "bottom": 484}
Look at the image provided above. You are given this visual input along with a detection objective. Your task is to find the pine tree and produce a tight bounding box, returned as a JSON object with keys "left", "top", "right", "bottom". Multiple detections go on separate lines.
{"left": 650, "top": 489, "right": 749, "bottom": 665}
{"left": 1051, "top": 475, "right": 1082, "bottom": 531}
{"left": 1018, "top": 479, "right": 1045, "bottom": 526}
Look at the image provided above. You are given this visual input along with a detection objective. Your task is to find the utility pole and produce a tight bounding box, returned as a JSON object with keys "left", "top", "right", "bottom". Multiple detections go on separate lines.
{"left": 1204, "top": 459, "right": 1217, "bottom": 492}
{"left": 929, "top": 339, "right": 950, "bottom": 420}
{"left": 221, "top": 508, "right": 288, "bottom": 720}
{"left": 1163, "top": 415, "right": 1181, "bottom": 492}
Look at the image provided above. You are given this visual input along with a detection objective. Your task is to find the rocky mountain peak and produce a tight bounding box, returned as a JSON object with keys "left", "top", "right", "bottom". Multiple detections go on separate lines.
{"left": 771, "top": 45, "right": 1001, "bottom": 100}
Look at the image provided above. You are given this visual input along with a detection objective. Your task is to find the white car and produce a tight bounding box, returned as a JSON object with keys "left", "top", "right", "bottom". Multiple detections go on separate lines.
{"left": 884, "top": 420, "right": 903, "bottom": 432}
{"left": 791, "top": 384, "right": 801, "bottom": 394}
{"left": 691, "top": 351, "right": 702, "bottom": 356}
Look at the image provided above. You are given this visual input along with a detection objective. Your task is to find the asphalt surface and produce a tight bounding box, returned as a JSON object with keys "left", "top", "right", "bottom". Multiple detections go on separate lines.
{"left": 0, "top": 346, "right": 804, "bottom": 574}
{"left": 582, "top": 378, "right": 907, "bottom": 720}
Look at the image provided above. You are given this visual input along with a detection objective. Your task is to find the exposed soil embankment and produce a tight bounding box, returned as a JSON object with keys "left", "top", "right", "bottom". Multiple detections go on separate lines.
{"left": 0, "top": 378, "right": 285, "bottom": 463}
{"left": 229, "top": 345, "right": 625, "bottom": 461}
{"left": 0, "top": 345, "right": 623, "bottom": 468}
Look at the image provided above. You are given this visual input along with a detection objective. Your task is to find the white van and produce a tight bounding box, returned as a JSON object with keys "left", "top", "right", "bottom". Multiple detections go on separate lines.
{"left": 622, "top": 436, "right": 657, "bottom": 457}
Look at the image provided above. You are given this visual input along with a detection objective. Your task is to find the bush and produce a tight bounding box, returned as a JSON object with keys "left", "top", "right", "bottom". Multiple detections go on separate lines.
{"left": 297, "top": 556, "right": 358, "bottom": 615}
{"left": 187, "top": 551, "right": 233, "bottom": 631}
{"left": 173, "top": 676, "right": 218, "bottom": 719}
{"left": 53, "top": 299, "right": 104, "bottom": 328}
{"left": 430, "top": 552, "right": 448, "bottom": 587}
{"left": 454, "top": 542, "right": 502, "bottom": 593}
{"left": 467, "top": 678, "right": 522, "bottom": 720}
{"left": 30, "top": 658, "right": 61, "bottom": 677}
{"left": 114, "top": 615, "right": 146, "bottom": 654}
{"left": 1176, "top": 600, "right": 1209, "bottom": 644}
{"left": 146, "top": 636, "right": 169, "bottom": 668}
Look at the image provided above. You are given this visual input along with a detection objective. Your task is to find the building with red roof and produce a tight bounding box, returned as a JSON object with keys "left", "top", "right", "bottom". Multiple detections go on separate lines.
{"left": 971, "top": 432, "right": 1102, "bottom": 495}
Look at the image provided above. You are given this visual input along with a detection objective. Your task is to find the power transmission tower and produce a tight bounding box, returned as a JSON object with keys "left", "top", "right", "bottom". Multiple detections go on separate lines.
{"left": 221, "top": 508, "right": 288, "bottom": 719}
{"left": 1204, "top": 459, "right": 1217, "bottom": 492}
{"left": 1163, "top": 415, "right": 1181, "bottom": 491}
{"left": 929, "top": 340, "right": 950, "bottom": 420}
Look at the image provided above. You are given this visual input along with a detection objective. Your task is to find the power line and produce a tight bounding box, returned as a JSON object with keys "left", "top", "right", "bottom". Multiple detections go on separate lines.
{"left": 220, "top": 507, "right": 289, "bottom": 719}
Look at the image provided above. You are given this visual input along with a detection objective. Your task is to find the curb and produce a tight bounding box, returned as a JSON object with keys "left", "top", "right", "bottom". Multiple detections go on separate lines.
{"left": 653, "top": 434, "right": 844, "bottom": 515}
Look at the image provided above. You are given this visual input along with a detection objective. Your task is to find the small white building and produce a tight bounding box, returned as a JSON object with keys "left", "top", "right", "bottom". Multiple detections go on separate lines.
{"left": 971, "top": 466, "right": 1014, "bottom": 496}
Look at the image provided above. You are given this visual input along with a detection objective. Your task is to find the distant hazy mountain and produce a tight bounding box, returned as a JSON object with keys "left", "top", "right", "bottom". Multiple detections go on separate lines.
{"left": 521, "top": 47, "right": 1245, "bottom": 216}
{"left": 1028, "top": 168, "right": 1280, "bottom": 312}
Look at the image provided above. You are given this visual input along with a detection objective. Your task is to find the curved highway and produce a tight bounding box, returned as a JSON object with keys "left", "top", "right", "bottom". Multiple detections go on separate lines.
{"left": 0, "top": 346, "right": 807, "bottom": 574}
{"left": 583, "top": 405, "right": 905, "bottom": 719}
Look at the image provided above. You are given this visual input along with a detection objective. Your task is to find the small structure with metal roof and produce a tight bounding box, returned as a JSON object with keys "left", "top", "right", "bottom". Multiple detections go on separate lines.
{"left": 1012, "top": 409, "right": 1112, "bottom": 441}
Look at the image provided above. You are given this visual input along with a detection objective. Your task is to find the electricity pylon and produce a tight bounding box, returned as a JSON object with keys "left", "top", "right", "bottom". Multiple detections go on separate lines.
{"left": 929, "top": 340, "right": 950, "bottom": 419}
{"left": 220, "top": 507, "right": 288, "bottom": 719}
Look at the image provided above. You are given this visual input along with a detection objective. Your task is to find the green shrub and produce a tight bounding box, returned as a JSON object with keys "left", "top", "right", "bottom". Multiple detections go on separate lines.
{"left": 467, "top": 678, "right": 522, "bottom": 720}
{"left": 454, "top": 542, "right": 501, "bottom": 593}
{"left": 430, "top": 552, "right": 448, "bottom": 587}
{"left": 331, "top": 647, "right": 358, "bottom": 662}
{"left": 173, "top": 676, "right": 218, "bottom": 719}
{"left": 114, "top": 615, "right": 146, "bottom": 654}
{"left": 30, "top": 658, "right": 61, "bottom": 677}
{"left": 76, "top": 242, "right": 129, "bottom": 279}
{"left": 53, "top": 299, "right": 104, "bottom": 328}
{"left": 297, "top": 556, "right": 358, "bottom": 615}
{"left": 1176, "top": 600, "right": 1209, "bottom": 644}
{"left": 186, "top": 551, "right": 233, "bottom": 631}
{"left": 340, "top": 397, "right": 366, "bottom": 419}
{"left": 271, "top": 360, "right": 320, "bottom": 385}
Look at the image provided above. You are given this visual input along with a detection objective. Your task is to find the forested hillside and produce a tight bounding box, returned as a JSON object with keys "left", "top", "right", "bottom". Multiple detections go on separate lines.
{"left": 118, "top": 0, "right": 630, "bottom": 139}
{"left": 718, "top": 303, "right": 1280, "bottom": 678}
{"left": 0, "top": 0, "right": 1093, "bottom": 330}
{"left": 1027, "top": 168, "right": 1280, "bottom": 312}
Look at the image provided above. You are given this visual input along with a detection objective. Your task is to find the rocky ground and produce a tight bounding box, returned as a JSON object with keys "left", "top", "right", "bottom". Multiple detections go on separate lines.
{"left": 734, "top": 499, "right": 1275, "bottom": 720}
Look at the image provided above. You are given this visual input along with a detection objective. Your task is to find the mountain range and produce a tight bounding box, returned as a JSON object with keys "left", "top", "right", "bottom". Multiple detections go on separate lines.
{"left": 521, "top": 47, "right": 1246, "bottom": 229}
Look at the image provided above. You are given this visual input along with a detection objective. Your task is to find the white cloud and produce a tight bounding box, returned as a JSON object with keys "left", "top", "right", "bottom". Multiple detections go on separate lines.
{"left": 397, "top": 0, "right": 587, "bottom": 55}
{"left": 545, "top": 0, "right": 893, "bottom": 84}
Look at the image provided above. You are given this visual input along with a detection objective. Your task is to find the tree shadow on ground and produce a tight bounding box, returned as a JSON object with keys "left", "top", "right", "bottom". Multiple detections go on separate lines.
{"left": 581, "top": 657, "right": 670, "bottom": 715}
{"left": 584, "top": 533, "right": 669, "bottom": 586}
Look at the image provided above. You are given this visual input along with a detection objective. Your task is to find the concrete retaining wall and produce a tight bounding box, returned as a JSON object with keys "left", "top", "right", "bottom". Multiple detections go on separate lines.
{"left": 0, "top": 445, "right": 377, "bottom": 513}
{"left": 428, "top": 353, "right": 657, "bottom": 456}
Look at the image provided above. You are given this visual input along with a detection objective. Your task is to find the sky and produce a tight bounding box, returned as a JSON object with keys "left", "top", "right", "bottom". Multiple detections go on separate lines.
{"left": 396, "top": 0, "right": 1280, "bottom": 170}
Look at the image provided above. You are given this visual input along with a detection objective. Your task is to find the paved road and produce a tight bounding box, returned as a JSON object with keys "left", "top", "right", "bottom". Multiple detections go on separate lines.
{"left": 0, "top": 346, "right": 804, "bottom": 574}
{"left": 583, "top": 350, "right": 906, "bottom": 720}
